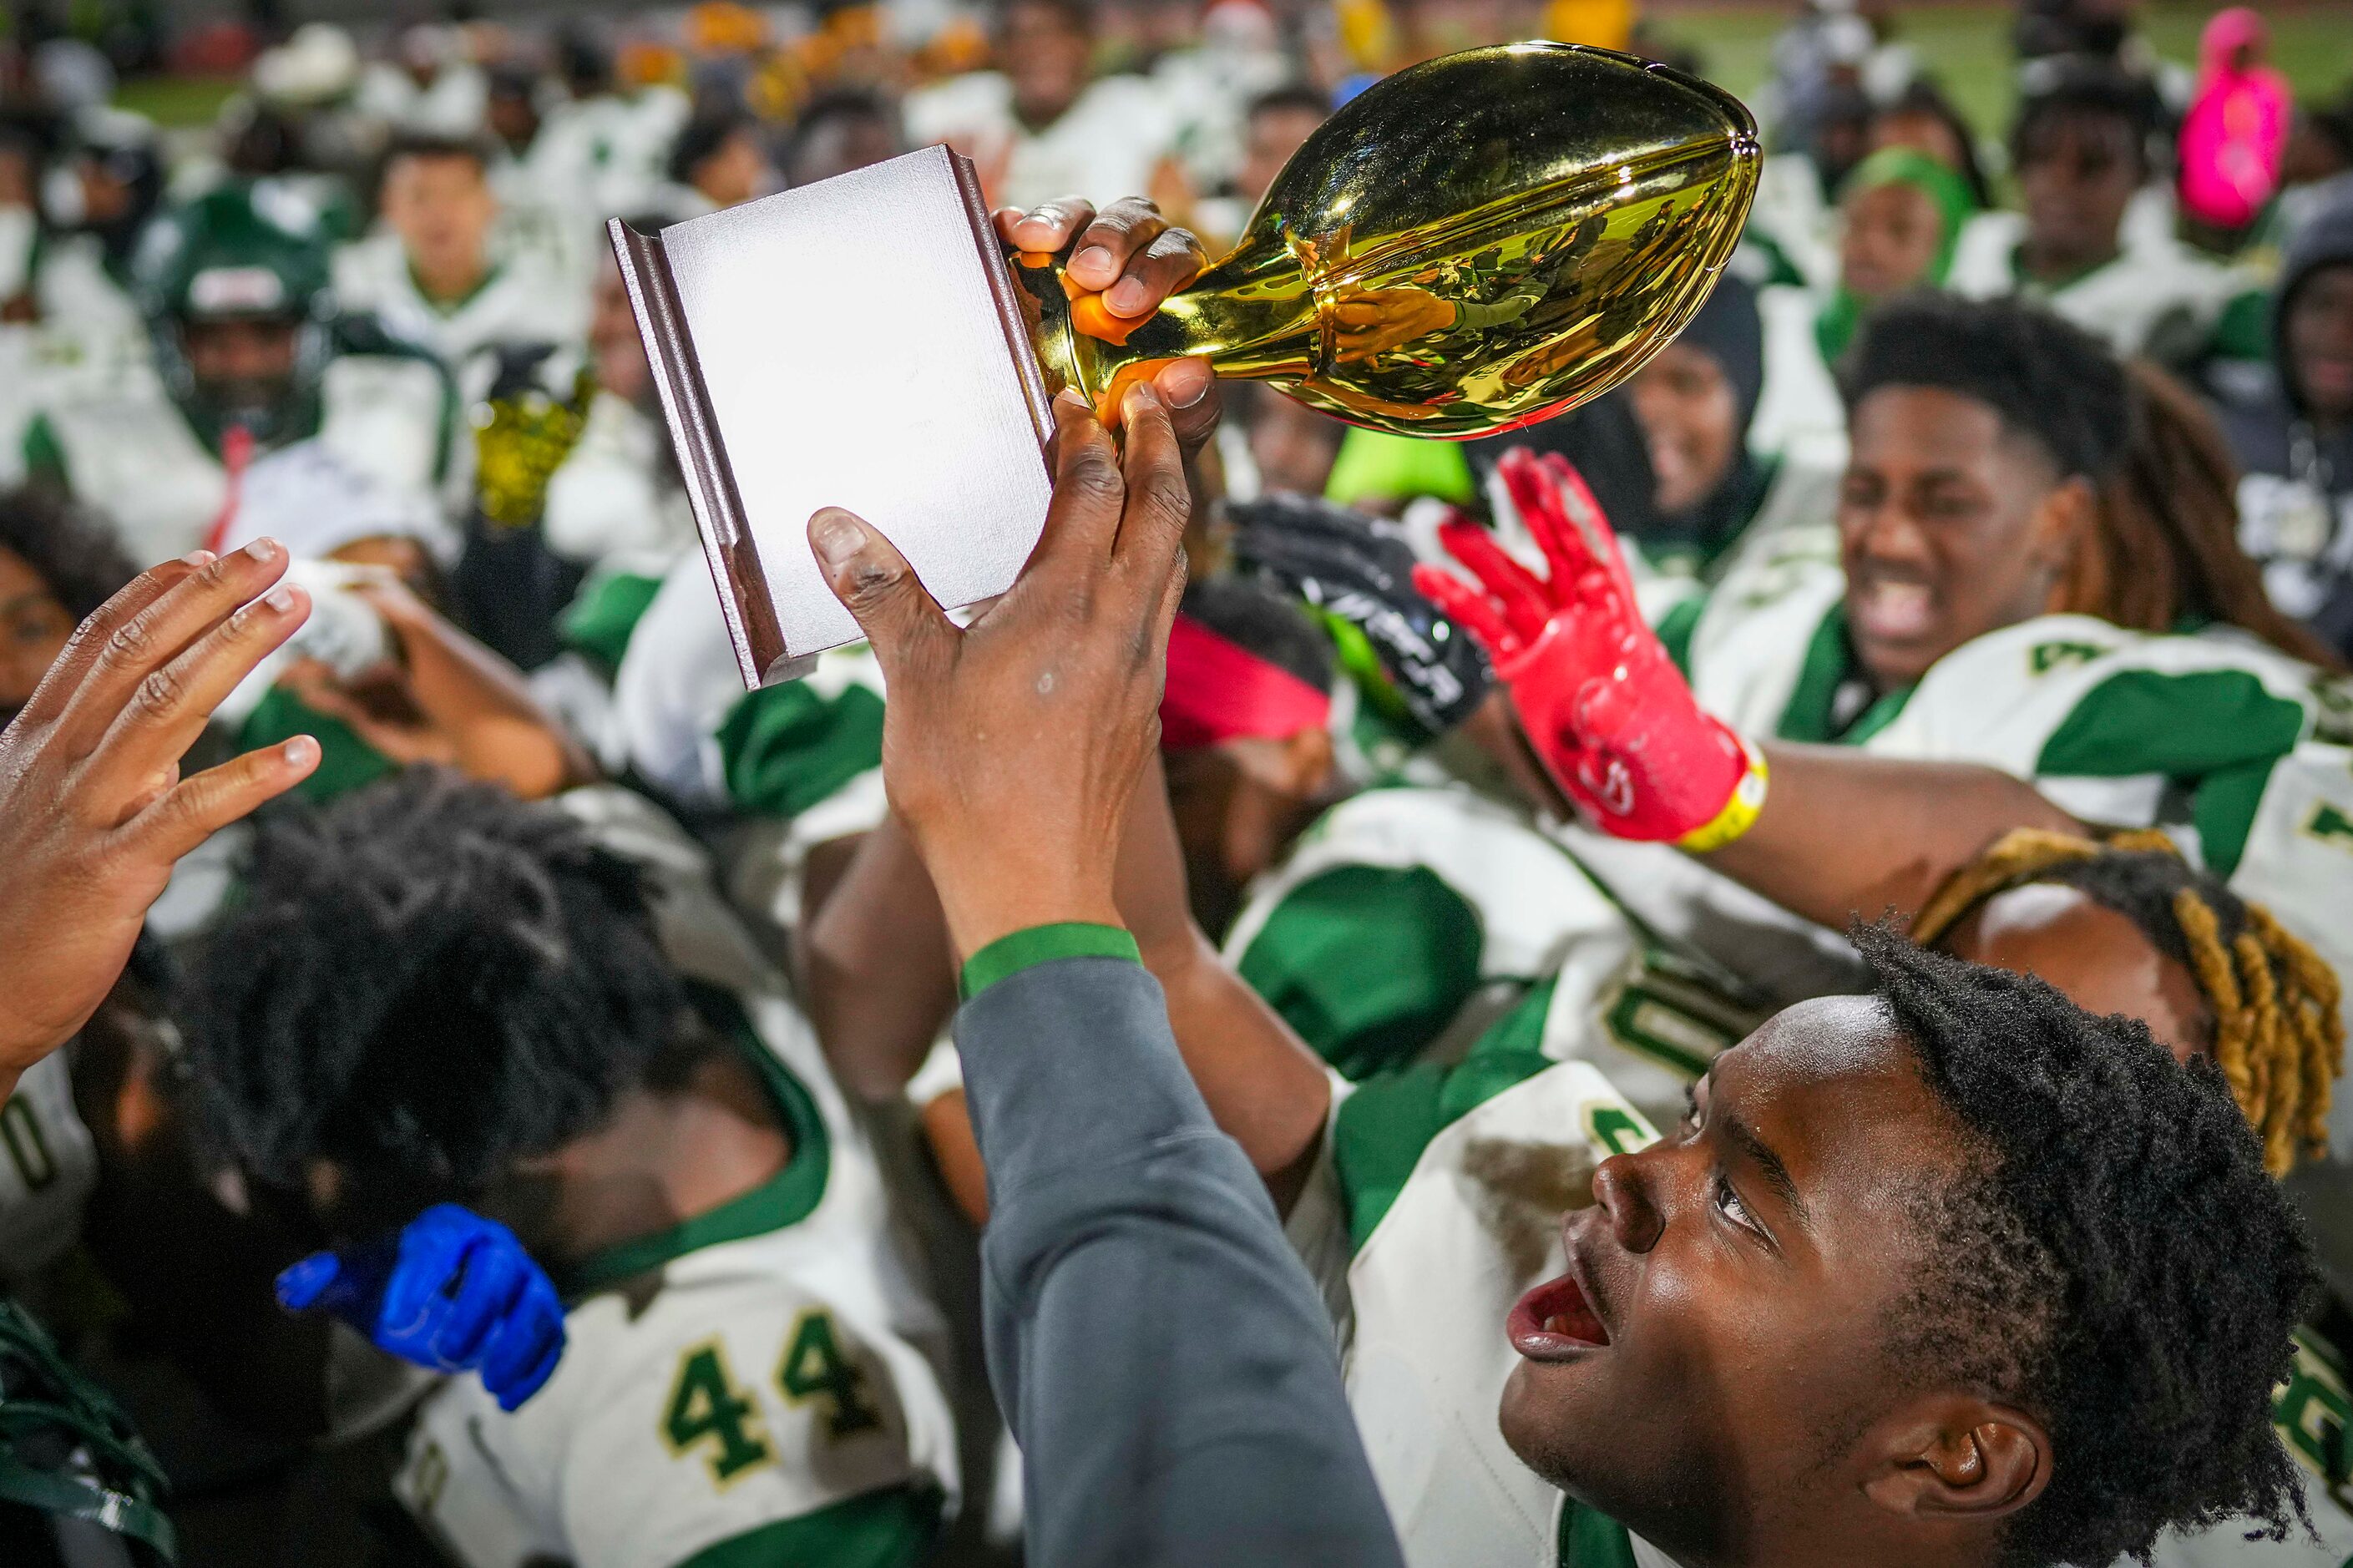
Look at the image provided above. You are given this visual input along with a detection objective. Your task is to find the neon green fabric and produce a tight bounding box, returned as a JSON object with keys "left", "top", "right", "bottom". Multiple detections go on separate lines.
{"left": 1814, "top": 147, "right": 1977, "bottom": 362}
{"left": 1324, "top": 428, "right": 1478, "bottom": 507}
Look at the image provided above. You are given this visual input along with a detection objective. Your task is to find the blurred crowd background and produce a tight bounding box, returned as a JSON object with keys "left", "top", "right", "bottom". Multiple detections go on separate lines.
{"left": 2, "top": 3, "right": 2352, "bottom": 1565}
{"left": 0, "top": 0, "right": 2349, "bottom": 642}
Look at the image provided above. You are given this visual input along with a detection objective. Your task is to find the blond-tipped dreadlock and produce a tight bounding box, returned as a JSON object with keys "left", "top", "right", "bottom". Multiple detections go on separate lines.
{"left": 1913, "top": 827, "right": 2344, "bottom": 1177}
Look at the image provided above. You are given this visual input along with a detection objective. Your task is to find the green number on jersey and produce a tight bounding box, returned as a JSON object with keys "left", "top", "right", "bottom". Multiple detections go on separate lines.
{"left": 0, "top": 1097, "right": 57, "bottom": 1191}
{"left": 663, "top": 1341, "right": 773, "bottom": 1486}
{"left": 777, "top": 1311, "right": 882, "bottom": 1439}
{"left": 2306, "top": 802, "right": 2353, "bottom": 851}
{"left": 1584, "top": 1105, "right": 1656, "bottom": 1159}
{"left": 2028, "top": 640, "right": 2108, "bottom": 675}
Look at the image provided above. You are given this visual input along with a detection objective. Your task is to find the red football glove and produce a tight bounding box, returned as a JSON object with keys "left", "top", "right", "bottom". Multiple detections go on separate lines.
{"left": 1411, "top": 448, "right": 1767, "bottom": 847}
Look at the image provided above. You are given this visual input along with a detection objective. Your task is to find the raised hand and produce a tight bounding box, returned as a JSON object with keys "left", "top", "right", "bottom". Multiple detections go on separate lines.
{"left": 278, "top": 1204, "right": 566, "bottom": 1413}
{"left": 1411, "top": 448, "right": 1765, "bottom": 845}
{"left": 0, "top": 543, "right": 318, "bottom": 1095}
{"left": 1228, "top": 492, "right": 1491, "bottom": 736}
{"left": 807, "top": 387, "right": 1192, "bottom": 959}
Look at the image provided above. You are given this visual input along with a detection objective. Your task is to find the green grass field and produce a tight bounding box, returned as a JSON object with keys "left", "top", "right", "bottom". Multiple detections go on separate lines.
{"left": 113, "top": 1, "right": 2353, "bottom": 137}
{"left": 1650, "top": 2, "right": 2353, "bottom": 139}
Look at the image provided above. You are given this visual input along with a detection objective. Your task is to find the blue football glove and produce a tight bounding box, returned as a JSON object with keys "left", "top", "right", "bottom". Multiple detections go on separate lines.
{"left": 276, "top": 1202, "right": 567, "bottom": 1412}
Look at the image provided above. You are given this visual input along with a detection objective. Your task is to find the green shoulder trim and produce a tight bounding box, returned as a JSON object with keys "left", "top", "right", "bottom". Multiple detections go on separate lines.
{"left": 2208, "top": 286, "right": 2271, "bottom": 365}
{"left": 1332, "top": 980, "right": 1556, "bottom": 1251}
{"left": 1774, "top": 602, "right": 1851, "bottom": 742}
{"left": 558, "top": 569, "right": 665, "bottom": 680}
{"left": 716, "top": 678, "right": 887, "bottom": 821}
{"left": 1654, "top": 593, "right": 1707, "bottom": 678}
{"left": 671, "top": 1484, "right": 943, "bottom": 1568}
{"left": 235, "top": 685, "right": 395, "bottom": 802}
{"left": 1237, "top": 862, "right": 1487, "bottom": 1082}
{"left": 564, "top": 983, "right": 830, "bottom": 1297}
{"left": 20, "top": 412, "right": 68, "bottom": 489}
{"left": 1557, "top": 1500, "right": 1639, "bottom": 1568}
{"left": 409, "top": 257, "right": 505, "bottom": 318}
{"left": 1773, "top": 601, "right": 1910, "bottom": 745}
{"left": 2035, "top": 668, "right": 2307, "bottom": 877}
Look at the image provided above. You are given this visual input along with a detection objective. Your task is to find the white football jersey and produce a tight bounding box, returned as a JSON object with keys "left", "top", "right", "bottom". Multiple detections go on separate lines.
{"left": 32, "top": 351, "right": 455, "bottom": 565}
{"left": 331, "top": 232, "right": 589, "bottom": 378}
{"left": 1568, "top": 559, "right": 2353, "bottom": 1027}
{"left": 901, "top": 72, "right": 1180, "bottom": 210}
{"left": 1225, "top": 786, "right": 1764, "bottom": 1125}
{"left": 1946, "top": 209, "right": 2255, "bottom": 362}
{"left": 0, "top": 1052, "right": 99, "bottom": 1288}
{"left": 1287, "top": 1031, "right": 1659, "bottom": 1568}
{"left": 392, "top": 787, "right": 957, "bottom": 1568}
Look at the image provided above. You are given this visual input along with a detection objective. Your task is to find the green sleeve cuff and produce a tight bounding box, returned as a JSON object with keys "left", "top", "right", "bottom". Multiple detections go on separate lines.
{"left": 959, "top": 923, "right": 1141, "bottom": 1000}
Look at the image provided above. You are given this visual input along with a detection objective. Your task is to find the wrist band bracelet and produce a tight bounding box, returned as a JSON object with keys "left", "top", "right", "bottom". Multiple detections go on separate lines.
{"left": 1676, "top": 738, "right": 1769, "bottom": 854}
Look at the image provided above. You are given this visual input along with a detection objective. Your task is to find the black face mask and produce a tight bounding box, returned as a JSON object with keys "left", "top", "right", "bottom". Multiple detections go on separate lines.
{"left": 184, "top": 370, "right": 311, "bottom": 452}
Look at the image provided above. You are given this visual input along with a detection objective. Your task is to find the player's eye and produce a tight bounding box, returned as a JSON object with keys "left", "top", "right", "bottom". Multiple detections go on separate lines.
{"left": 1714, "top": 1174, "right": 1760, "bottom": 1237}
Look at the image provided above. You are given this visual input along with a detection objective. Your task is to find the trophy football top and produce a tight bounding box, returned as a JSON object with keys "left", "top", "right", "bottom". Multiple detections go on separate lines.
{"left": 1020, "top": 42, "right": 1763, "bottom": 441}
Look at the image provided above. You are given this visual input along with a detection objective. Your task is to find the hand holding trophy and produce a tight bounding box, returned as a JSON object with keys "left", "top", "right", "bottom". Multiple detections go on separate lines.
{"left": 610, "top": 43, "right": 1758, "bottom": 681}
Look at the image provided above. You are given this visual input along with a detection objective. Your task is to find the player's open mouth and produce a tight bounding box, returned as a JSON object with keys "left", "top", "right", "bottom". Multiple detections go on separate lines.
{"left": 1507, "top": 1260, "right": 1611, "bottom": 1361}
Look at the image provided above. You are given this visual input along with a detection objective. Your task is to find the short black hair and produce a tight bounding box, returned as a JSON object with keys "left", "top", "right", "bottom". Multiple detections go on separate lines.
{"left": 1247, "top": 83, "right": 1331, "bottom": 124}
{"left": 1873, "top": 77, "right": 1995, "bottom": 209}
{"left": 380, "top": 129, "right": 493, "bottom": 178}
{"left": 1841, "top": 292, "right": 2131, "bottom": 483}
{"left": 1180, "top": 572, "right": 1336, "bottom": 695}
{"left": 996, "top": 0, "right": 1092, "bottom": 35}
{"left": 180, "top": 770, "right": 688, "bottom": 1195}
{"left": 788, "top": 88, "right": 898, "bottom": 161}
{"left": 0, "top": 488, "right": 137, "bottom": 620}
{"left": 1855, "top": 925, "right": 2312, "bottom": 1568}
{"left": 667, "top": 107, "right": 760, "bottom": 189}
{"left": 2011, "top": 59, "right": 2160, "bottom": 177}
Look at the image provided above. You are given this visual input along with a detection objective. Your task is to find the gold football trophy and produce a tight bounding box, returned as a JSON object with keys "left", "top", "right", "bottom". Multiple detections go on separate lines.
{"left": 1010, "top": 42, "right": 1761, "bottom": 439}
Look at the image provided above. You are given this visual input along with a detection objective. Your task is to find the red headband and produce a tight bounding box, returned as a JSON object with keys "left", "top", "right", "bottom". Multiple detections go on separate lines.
{"left": 1160, "top": 613, "right": 1333, "bottom": 751}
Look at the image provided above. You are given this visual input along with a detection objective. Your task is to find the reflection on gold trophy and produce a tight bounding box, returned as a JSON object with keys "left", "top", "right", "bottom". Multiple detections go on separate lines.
{"left": 1009, "top": 42, "right": 1761, "bottom": 440}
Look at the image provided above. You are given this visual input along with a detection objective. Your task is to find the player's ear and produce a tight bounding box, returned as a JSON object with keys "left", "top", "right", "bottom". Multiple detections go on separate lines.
{"left": 2029, "top": 474, "right": 2097, "bottom": 578}
{"left": 1859, "top": 1395, "right": 2051, "bottom": 1526}
{"left": 1278, "top": 725, "right": 1336, "bottom": 800}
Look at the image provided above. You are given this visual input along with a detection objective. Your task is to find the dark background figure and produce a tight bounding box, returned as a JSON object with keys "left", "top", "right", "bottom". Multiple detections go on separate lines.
{"left": 2216, "top": 187, "right": 2353, "bottom": 661}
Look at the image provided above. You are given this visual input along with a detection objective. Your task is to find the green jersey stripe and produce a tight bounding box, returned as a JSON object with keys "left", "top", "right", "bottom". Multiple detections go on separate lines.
{"left": 716, "top": 680, "right": 887, "bottom": 820}
{"left": 1237, "top": 862, "right": 1488, "bottom": 1082}
{"left": 670, "top": 1483, "right": 942, "bottom": 1568}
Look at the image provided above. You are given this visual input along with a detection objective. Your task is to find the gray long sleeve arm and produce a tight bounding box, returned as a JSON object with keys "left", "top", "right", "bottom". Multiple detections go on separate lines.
{"left": 955, "top": 954, "right": 1404, "bottom": 1568}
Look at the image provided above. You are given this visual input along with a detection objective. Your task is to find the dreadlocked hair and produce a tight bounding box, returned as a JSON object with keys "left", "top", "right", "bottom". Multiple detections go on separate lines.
{"left": 1854, "top": 925, "right": 2312, "bottom": 1566}
{"left": 1914, "top": 827, "right": 2344, "bottom": 1176}
{"left": 179, "top": 769, "right": 688, "bottom": 1193}
{"left": 2056, "top": 360, "right": 2347, "bottom": 670}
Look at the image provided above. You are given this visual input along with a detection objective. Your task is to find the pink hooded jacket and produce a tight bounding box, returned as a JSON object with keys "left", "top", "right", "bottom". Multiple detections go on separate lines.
{"left": 2178, "top": 7, "right": 2291, "bottom": 231}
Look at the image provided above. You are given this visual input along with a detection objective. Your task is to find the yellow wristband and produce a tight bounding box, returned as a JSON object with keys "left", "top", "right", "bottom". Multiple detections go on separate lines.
{"left": 1676, "top": 741, "right": 1769, "bottom": 854}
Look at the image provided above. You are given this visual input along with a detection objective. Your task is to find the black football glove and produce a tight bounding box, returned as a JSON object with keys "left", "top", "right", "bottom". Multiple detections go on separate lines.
{"left": 1230, "top": 493, "right": 1493, "bottom": 736}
